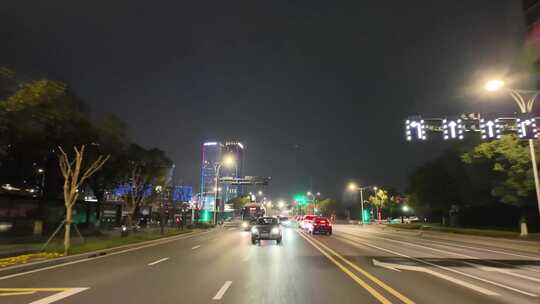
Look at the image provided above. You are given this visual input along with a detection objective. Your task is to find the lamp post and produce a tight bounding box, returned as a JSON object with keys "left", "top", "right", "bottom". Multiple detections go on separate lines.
{"left": 348, "top": 183, "right": 377, "bottom": 225}
{"left": 213, "top": 155, "right": 235, "bottom": 225}
{"left": 306, "top": 191, "right": 321, "bottom": 214}
{"left": 485, "top": 80, "right": 540, "bottom": 215}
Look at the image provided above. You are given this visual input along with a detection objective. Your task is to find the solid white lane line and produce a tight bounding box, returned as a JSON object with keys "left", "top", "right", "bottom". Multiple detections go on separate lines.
{"left": 370, "top": 230, "right": 540, "bottom": 261}
{"left": 349, "top": 232, "right": 476, "bottom": 259}
{"left": 29, "top": 288, "right": 88, "bottom": 304}
{"left": 0, "top": 231, "right": 206, "bottom": 281}
{"left": 463, "top": 262, "right": 540, "bottom": 283}
{"left": 147, "top": 257, "right": 169, "bottom": 266}
{"left": 191, "top": 245, "right": 201, "bottom": 250}
{"left": 356, "top": 231, "right": 540, "bottom": 273}
{"left": 338, "top": 235, "right": 537, "bottom": 297}
{"left": 212, "top": 281, "right": 232, "bottom": 300}
{"left": 372, "top": 259, "right": 498, "bottom": 296}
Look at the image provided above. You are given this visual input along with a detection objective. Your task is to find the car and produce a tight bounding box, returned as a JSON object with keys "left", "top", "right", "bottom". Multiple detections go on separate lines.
{"left": 278, "top": 216, "right": 291, "bottom": 226}
{"left": 390, "top": 216, "right": 419, "bottom": 224}
{"left": 250, "top": 217, "right": 282, "bottom": 245}
{"left": 242, "top": 219, "right": 257, "bottom": 231}
{"left": 300, "top": 215, "right": 316, "bottom": 230}
{"left": 307, "top": 217, "right": 332, "bottom": 235}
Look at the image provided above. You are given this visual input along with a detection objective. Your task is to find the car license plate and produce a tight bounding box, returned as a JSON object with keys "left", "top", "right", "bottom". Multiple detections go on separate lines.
{"left": 260, "top": 233, "right": 269, "bottom": 238}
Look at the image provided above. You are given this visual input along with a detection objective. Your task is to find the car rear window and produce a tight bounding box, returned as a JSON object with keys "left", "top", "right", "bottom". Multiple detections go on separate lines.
{"left": 304, "top": 215, "right": 315, "bottom": 220}
{"left": 257, "top": 217, "right": 278, "bottom": 225}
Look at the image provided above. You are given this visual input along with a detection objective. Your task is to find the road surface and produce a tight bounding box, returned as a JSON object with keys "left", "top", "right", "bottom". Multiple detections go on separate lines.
{"left": 1, "top": 224, "right": 540, "bottom": 303}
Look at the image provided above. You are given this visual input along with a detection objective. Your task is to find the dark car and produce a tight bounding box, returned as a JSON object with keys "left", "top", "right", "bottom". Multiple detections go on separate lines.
{"left": 307, "top": 217, "right": 332, "bottom": 235}
{"left": 250, "top": 217, "right": 282, "bottom": 244}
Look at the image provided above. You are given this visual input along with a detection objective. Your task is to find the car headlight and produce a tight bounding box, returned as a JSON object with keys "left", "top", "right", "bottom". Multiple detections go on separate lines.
{"left": 271, "top": 227, "right": 280, "bottom": 234}
{"left": 251, "top": 227, "right": 258, "bottom": 234}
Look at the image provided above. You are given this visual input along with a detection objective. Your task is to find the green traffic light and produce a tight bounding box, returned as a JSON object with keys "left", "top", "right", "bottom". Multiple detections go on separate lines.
{"left": 201, "top": 210, "right": 210, "bottom": 222}
{"left": 362, "top": 209, "right": 371, "bottom": 223}
{"left": 293, "top": 194, "right": 308, "bottom": 205}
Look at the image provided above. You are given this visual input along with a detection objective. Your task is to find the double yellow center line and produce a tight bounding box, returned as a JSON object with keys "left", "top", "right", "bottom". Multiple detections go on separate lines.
{"left": 298, "top": 232, "right": 415, "bottom": 304}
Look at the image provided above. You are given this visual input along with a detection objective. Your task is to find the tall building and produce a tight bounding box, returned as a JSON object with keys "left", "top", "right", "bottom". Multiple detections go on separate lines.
{"left": 200, "top": 141, "right": 223, "bottom": 210}
{"left": 221, "top": 142, "right": 245, "bottom": 203}
{"left": 200, "top": 140, "right": 246, "bottom": 210}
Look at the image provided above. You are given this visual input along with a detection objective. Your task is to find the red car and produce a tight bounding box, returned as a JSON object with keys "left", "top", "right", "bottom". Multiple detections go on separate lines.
{"left": 307, "top": 217, "right": 332, "bottom": 235}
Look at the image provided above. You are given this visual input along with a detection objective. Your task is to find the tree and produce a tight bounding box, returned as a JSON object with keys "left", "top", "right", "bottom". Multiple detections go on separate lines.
{"left": 405, "top": 138, "right": 494, "bottom": 223}
{"left": 369, "top": 189, "right": 388, "bottom": 221}
{"left": 228, "top": 196, "right": 250, "bottom": 213}
{"left": 58, "top": 145, "right": 109, "bottom": 255}
{"left": 86, "top": 114, "right": 130, "bottom": 224}
{"left": 124, "top": 144, "right": 172, "bottom": 230}
{"left": 318, "top": 198, "right": 342, "bottom": 217}
{"left": 0, "top": 78, "right": 97, "bottom": 198}
{"left": 462, "top": 135, "right": 536, "bottom": 207}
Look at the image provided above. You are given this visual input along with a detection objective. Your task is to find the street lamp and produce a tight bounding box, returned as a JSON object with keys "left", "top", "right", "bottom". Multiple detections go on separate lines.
{"left": 306, "top": 191, "right": 320, "bottom": 214}
{"left": 485, "top": 80, "right": 540, "bottom": 215}
{"left": 214, "top": 154, "right": 235, "bottom": 225}
{"left": 258, "top": 190, "right": 263, "bottom": 196}
{"left": 37, "top": 168, "right": 45, "bottom": 191}
{"left": 278, "top": 200, "right": 285, "bottom": 209}
{"left": 347, "top": 182, "right": 377, "bottom": 225}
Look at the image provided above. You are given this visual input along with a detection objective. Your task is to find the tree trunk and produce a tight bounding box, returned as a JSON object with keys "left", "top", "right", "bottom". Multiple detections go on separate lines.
{"left": 520, "top": 215, "right": 529, "bottom": 237}
{"left": 64, "top": 205, "right": 72, "bottom": 255}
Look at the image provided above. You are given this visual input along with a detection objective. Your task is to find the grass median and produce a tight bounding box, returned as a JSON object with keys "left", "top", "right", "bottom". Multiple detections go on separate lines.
{"left": 0, "top": 228, "right": 196, "bottom": 268}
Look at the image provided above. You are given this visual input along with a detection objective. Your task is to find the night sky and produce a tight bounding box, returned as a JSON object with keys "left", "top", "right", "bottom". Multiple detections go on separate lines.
{"left": 0, "top": 1, "right": 526, "bottom": 200}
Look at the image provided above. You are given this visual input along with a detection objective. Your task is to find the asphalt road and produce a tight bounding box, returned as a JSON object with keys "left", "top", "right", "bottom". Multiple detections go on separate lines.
{"left": 1, "top": 224, "right": 540, "bottom": 304}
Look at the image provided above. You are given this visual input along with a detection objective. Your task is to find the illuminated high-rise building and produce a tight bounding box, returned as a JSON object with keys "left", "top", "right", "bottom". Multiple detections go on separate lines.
{"left": 221, "top": 142, "right": 245, "bottom": 203}
{"left": 200, "top": 141, "right": 245, "bottom": 210}
{"left": 200, "top": 141, "right": 223, "bottom": 210}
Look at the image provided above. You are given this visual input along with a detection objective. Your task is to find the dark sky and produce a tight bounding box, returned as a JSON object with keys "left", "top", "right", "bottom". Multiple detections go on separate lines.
{"left": 0, "top": 1, "right": 526, "bottom": 200}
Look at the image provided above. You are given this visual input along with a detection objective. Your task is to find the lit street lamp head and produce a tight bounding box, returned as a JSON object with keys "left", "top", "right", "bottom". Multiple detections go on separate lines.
{"left": 484, "top": 79, "right": 504, "bottom": 92}
{"left": 347, "top": 182, "right": 358, "bottom": 191}
{"left": 223, "top": 154, "right": 235, "bottom": 167}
